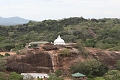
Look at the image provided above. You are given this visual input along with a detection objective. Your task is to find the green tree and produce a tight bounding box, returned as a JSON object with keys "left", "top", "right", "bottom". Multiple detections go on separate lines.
{"left": 116, "top": 60, "right": 120, "bottom": 70}
{"left": 0, "top": 58, "right": 7, "bottom": 71}
{"left": 94, "top": 77, "right": 105, "bottom": 80}
{"left": 70, "top": 59, "right": 108, "bottom": 77}
{"left": 76, "top": 39, "right": 89, "bottom": 57}
{"left": 86, "top": 39, "right": 97, "bottom": 48}
{"left": 60, "top": 48, "right": 70, "bottom": 56}
{"left": 55, "top": 70, "right": 62, "bottom": 76}
{"left": 8, "top": 72, "right": 23, "bottom": 80}
{"left": 0, "top": 72, "right": 6, "bottom": 80}
{"left": 104, "top": 70, "right": 120, "bottom": 80}
{"left": 4, "top": 44, "right": 15, "bottom": 51}
{"left": 48, "top": 73, "right": 63, "bottom": 80}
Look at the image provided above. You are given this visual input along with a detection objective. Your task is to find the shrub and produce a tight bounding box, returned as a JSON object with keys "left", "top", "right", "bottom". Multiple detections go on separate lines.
{"left": 0, "top": 58, "right": 7, "bottom": 71}
{"left": 8, "top": 72, "right": 23, "bottom": 80}
{"left": 0, "top": 72, "right": 6, "bottom": 80}
{"left": 104, "top": 70, "right": 120, "bottom": 80}
{"left": 55, "top": 70, "right": 62, "bottom": 76}
{"left": 109, "top": 46, "right": 120, "bottom": 51}
{"left": 116, "top": 60, "right": 120, "bottom": 70}
{"left": 94, "top": 77, "right": 105, "bottom": 80}
{"left": 70, "top": 59, "right": 108, "bottom": 77}
{"left": 76, "top": 39, "right": 89, "bottom": 57}
{"left": 5, "top": 53, "right": 10, "bottom": 56}
{"left": 59, "top": 49, "right": 70, "bottom": 56}
{"left": 48, "top": 73, "right": 63, "bottom": 80}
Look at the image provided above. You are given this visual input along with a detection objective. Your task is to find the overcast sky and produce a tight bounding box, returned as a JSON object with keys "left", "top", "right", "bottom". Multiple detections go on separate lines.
{"left": 0, "top": 0, "right": 120, "bottom": 21}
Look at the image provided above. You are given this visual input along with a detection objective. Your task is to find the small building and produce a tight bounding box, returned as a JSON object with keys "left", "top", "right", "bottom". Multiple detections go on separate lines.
{"left": 21, "top": 73, "right": 49, "bottom": 80}
{"left": 54, "top": 35, "right": 65, "bottom": 45}
{"left": 72, "top": 72, "right": 86, "bottom": 80}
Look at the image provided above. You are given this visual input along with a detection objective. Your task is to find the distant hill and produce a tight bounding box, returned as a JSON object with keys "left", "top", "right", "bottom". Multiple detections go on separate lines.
{"left": 0, "top": 16, "right": 29, "bottom": 25}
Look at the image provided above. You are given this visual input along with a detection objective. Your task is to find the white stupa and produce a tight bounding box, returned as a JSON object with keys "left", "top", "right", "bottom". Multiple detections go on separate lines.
{"left": 54, "top": 35, "right": 65, "bottom": 45}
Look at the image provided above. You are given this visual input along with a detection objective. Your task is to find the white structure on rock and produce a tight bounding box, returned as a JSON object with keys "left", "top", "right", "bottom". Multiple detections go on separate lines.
{"left": 54, "top": 35, "right": 65, "bottom": 45}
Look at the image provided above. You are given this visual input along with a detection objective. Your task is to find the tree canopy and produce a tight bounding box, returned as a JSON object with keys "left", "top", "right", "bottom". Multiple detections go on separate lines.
{"left": 0, "top": 17, "right": 120, "bottom": 51}
{"left": 70, "top": 59, "right": 108, "bottom": 77}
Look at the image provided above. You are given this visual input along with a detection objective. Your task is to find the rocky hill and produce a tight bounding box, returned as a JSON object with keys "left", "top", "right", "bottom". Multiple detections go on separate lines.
{"left": 5, "top": 44, "right": 120, "bottom": 75}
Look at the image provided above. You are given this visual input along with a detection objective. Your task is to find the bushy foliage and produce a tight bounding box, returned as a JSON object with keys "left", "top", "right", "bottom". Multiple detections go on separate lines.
{"left": 95, "top": 77, "right": 105, "bottom": 80}
{"left": 0, "top": 58, "right": 7, "bottom": 71}
{"left": 104, "top": 70, "right": 120, "bottom": 80}
{"left": 89, "top": 77, "right": 105, "bottom": 80}
{"left": 55, "top": 70, "right": 62, "bottom": 76}
{"left": 0, "top": 17, "right": 120, "bottom": 51}
{"left": 0, "top": 72, "right": 6, "bottom": 80}
{"left": 48, "top": 73, "right": 63, "bottom": 80}
{"left": 70, "top": 59, "right": 108, "bottom": 77}
{"left": 0, "top": 72, "right": 23, "bottom": 80}
{"left": 59, "top": 48, "right": 70, "bottom": 56}
{"left": 109, "top": 46, "right": 120, "bottom": 51}
{"left": 116, "top": 60, "right": 120, "bottom": 70}
{"left": 8, "top": 72, "right": 23, "bottom": 80}
{"left": 76, "top": 39, "right": 89, "bottom": 57}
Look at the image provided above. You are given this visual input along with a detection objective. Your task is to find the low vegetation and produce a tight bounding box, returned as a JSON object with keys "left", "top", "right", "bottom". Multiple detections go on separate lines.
{"left": 59, "top": 48, "right": 70, "bottom": 56}
{"left": 48, "top": 73, "right": 63, "bottom": 80}
{"left": 116, "top": 60, "right": 120, "bottom": 70}
{"left": 0, "top": 72, "right": 23, "bottom": 80}
{"left": 0, "top": 58, "right": 7, "bottom": 71}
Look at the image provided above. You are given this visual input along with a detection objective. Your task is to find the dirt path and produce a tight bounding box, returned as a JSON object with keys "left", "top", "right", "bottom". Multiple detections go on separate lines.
{"left": 0, "top": 52, "right": 16, "bottom": 56}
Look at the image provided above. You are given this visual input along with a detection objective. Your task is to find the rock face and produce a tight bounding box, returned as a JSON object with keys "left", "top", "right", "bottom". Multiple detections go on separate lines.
{"left": 6, "top": 51, "right": 53, "bottom": 73}
{"left": 5, "top": 46, "right": 120, "bottom": 74}
{"left": 88, "top": 48, "right": 120, "bottom": 69}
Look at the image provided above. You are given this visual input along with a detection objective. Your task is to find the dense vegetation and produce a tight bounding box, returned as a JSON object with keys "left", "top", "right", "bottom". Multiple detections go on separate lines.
{"left": 0, "top": 72, "right": 23, "bottom": 80}
{"left": 70, "top": 59, "right": 120, "bottom": 80}
{"left": 0, "top": 17, "right": 120, "bottom": 51}
{"left": 70, "top": 60, "right": 108, "bottom": 77}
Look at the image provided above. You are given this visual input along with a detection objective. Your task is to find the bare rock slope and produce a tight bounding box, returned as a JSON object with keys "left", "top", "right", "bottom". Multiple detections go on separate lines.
{"left": 5, "top": 46, "right": 120, "bottom": 74}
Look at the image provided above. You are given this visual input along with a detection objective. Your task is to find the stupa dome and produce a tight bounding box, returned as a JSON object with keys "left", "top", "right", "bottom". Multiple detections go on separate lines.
{"left": 54, "top": 35, "right": 65, "bottom": 45}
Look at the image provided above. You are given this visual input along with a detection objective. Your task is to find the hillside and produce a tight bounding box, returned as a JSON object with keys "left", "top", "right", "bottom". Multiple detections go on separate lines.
{"left": 0, "top": 16, "right": 29, "bottom": 25}
{"left": 5, "top": 44, "right": 120, "bottom": 76}
{"left": 0, "top": 17, "right": 120, "bottom": 52}
{"left": 1, "top": 17, "right": 120, "bottom": 79}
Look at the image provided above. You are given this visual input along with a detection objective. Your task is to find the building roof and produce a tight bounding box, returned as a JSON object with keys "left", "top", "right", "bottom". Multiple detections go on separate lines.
{"left": 72, "top": 72, "right": 85, "bottom": 77}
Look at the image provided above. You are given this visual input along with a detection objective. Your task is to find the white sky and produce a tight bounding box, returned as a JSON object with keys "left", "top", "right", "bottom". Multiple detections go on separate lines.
{"left": 0, "top": 0, "right": 120, "bottom": 21}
